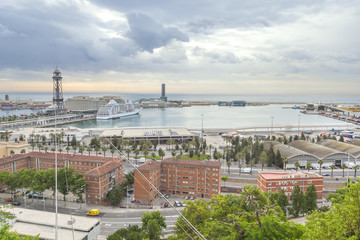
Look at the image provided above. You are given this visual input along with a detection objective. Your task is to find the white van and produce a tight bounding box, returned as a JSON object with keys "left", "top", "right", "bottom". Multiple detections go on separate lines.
{"left": 138, "top": 158, "right": 146, "bottom": 163}
{"left": 241, "top": 168, "right": 251, "bottom": 174}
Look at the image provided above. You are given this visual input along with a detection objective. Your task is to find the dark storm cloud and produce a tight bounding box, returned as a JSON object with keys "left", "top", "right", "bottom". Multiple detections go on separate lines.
{"left": 125, "top": 13, "right": 189, "bottom": 53}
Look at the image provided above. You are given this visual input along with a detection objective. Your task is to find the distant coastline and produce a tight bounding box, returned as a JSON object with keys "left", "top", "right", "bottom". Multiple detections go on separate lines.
{"left": 1, "top": 92, "right": 360, "bottom": 104}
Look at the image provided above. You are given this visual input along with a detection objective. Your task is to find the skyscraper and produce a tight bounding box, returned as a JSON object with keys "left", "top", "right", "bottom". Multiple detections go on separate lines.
{"left": 160, "top": 83, "right": 167, "bottom": 102}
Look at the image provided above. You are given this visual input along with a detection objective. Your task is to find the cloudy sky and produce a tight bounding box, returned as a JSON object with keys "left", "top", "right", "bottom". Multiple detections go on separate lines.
{"left": 0, "top": 0, "right": 359, "bottom": 95}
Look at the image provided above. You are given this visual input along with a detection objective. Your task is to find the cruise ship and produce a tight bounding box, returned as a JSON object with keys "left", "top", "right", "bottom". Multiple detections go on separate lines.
{"left": 96, "top": 99, "right": 142, "bottom": 120}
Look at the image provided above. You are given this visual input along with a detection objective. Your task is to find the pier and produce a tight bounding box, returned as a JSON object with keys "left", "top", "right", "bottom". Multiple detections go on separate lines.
{"left": 0, "top": 114, "right": 95, "bottom": 130}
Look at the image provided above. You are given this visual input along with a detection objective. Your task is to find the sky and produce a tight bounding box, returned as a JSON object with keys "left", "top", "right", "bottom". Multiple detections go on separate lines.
{"left": 0, "top": 0, "right": 359, "bottom": 95}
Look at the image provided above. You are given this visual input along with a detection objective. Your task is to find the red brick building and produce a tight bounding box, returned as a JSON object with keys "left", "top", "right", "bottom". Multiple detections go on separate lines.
{"left": 134, "top": 158, "right": 221, "bottom": 205}
{"left": 0, "top": 152, "right": 124, "bottom": 205}
{"left": 257, "top": 171, "right": 323, "bottom": 200}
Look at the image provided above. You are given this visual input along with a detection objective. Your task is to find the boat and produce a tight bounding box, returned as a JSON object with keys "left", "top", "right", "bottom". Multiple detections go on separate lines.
{"left": 96, "top": 99, "right": 141, "bottom": 120}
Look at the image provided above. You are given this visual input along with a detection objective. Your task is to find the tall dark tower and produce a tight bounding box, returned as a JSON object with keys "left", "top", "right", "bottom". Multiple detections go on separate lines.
{"left": 52, "top": 68, "right": 65, "bottom": 113}
{"left": 160, "top": 83, "right": 167, "bottom": 102}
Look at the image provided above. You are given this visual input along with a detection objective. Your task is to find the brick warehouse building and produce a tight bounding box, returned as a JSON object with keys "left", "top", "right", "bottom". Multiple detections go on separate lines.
{"left": 134, "top": 158, "right": 221, "bottom": 205}
{"left": 257, "top": 171, "right": 323, "bottom": 200}
{"left": 0, "top": 152, "right": 124, "bottom": 205}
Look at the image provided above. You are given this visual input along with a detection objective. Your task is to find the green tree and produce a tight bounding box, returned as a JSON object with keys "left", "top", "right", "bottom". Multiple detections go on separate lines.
{"left": 304, "top": 184, "right": 317, "bottom": 213}
{"left": 259, "top": 151, "right": 268, "bottom": 171}
{"left": 173, "top": 187, "right": 304, "bottom": 240}
{"left": 221, "top": 175, "right": 228, "bottom": 186}
{"left": 341, "top": 163, "right": 347, "bottom": 177}
{"left": 330, "top": 165, "right": 335, "bottom": 177}
{"left": 71, "top": 172, "right": 88, "bottom": 209}
{"left": 283, "top": 157, "right": 288, "bottom": 171}
{"left": 226, "top": 161, "right": 231, "bottom": 173}
{"left": 318, "top": 160, "right": 323, "bottom": 175}
{"left": 303, "top": 182, "right": 360, "bottom": 240}
{"left": 158, "top": 148, "right": 165, "bottom": 160}
{"left": 57, "top": 167, "right": 76, "bottom": 206}
{"left": 295, "top": 161, "right": 301, "bottom": 172}
{"left": 306, "top": 162, "right": 312, "bottom": 172}
{"left": 238, "top": 163, "right": 242, "bottom": 175}
{"left": 354, "top": 165, "right": 359, "bottom": 177}
{"left": 87, "top": 146, "right": 92, "bottom": 155}
{"left": 126, "top": 148, "right": 131, "bottom": 161}
{"left": 31, "top": 170, "right": 49, "bottom": 203}
{"left": 102, "top": 146, "right": 107, "bottom": 157}
{"left": 289, "top": 185, "right": 304, "bottom": 217}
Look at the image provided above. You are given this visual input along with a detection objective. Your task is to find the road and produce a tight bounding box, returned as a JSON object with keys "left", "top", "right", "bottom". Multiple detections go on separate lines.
{"left": 1, "top": 194, "right": 184, "bottom": 237}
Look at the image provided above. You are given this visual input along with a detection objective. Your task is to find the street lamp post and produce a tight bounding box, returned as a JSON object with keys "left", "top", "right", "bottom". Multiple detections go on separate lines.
{"left": 298, "top": 115, "right": 301, "bottom": 136}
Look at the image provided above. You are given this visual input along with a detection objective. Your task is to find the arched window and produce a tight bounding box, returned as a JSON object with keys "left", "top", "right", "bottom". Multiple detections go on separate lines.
{"left": 20, "top": 149, "right": 26, "bottom": 154}
{"left": 10, "top": 150, "right": 15, "bottom": 156}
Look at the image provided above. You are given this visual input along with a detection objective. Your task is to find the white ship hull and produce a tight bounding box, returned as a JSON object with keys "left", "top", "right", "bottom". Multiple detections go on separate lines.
{"left": 96, "top": 108, "right": 141, "bottom": 120}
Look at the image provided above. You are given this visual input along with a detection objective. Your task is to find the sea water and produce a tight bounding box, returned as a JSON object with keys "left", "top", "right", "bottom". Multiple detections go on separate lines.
{"left": 0, "top": 92, "right": 357, "bottom": 129}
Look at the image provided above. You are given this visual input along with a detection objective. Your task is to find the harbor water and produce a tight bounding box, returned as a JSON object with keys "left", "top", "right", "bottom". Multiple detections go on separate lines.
{"left": 59, "top": 105, "right": 345, "bottom": 130}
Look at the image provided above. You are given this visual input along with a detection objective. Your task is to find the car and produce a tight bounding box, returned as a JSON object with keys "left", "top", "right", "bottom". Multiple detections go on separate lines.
{"left": 5, "top": 198, "right": 13, "bottom": 202}
{"left": 184, "top": 196, "right": 190, "bottom": 200}
{"left": 164, "top": 194, "right": 170, "bottom": 199}
{"left": 322, "top": 173, "right": 330, "bottom": 176}
{"left": 163, "top": 202, "right": 169, "bottom": 208}
{"left": 127, "top": 189, "right": 134, "bottom": 194}
{"left": 131, "top": 197, "right": 135, "bottom": 203}
{"left": 87, "top": 209, "right": 99, "bottom": 216}
{"left": 28, "top": 192, "right": 44, "bottom": 199}
{"left": 182, "top": 202, "right": 187, "bottom": 207}
{"left": 189, "top": 196, "right": 195, "bottom": 200}
{"left": 11, "top": 201, "right": 21, "bottom": 206}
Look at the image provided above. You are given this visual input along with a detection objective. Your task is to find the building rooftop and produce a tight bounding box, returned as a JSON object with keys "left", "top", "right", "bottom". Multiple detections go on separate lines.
{"left": 263, "top": 141, "right": 315, "bottom": 159}
{"left": 288, "top": 140, "right": 341, "bottom": 158}
{"left": 162, "top": 158, "right": 222, "bottom": 168}
{"left": 7, "top": 208, "right": 100, "bottom": 240}
{"left": 85, "top": 160, "right": 122, "bottom": 176}
{"left": 259, "top": 171, "right": 322, "bottom": 180}
{"left": 102, "top": 127, "right": 195, "bottom": 138}
{"left": 318, "top": 139, "right": 360, "bottom": 157}
{"left": 137, "top": 161, "right": 161, "bottom": 172}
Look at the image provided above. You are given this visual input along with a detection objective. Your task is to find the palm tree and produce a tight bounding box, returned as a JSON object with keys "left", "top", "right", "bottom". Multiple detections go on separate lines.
{"left": 221, "top": 176, "right": 228, "bottom": 187}
{"left": 44, "top": 146, "right": 48, "bottom": 153}
{"left": 79, "top": 146, "right": 84, "bottom": 155}
{"left": 87, "top": 147, "right": 92, "bottom": 155}
{"left": 306, "top": 162, "right": 312, "bottom": 172}
{"left": 259, "top": 151, "right": 268, "bottom": 172}
{"left": 111, "top": 148, "right": 115, "bottom": 157}
{"left": 226, "top": 161, "right": 231, "bottom": 173}
{"left": 158, "top": 148, "right": 165, "bottom": 160}
{"left": 330, "top": 165, "right": 335, "bottom": 177}
{"left": 126, "top": 148, "right": 131, "bottom": 161}
{"left": 354, "top": 165, "right": 359, "bottom": 178}
{"left": 249, "top": 159, "right": 255, "bottom": 175}
{"left": 318, "top": 160, "right": 324, "bottom": 175}
{"left": 66, "top": 146, "right": 70, "bottom": 154}
{"left": 102, "top": 147, "right": 107, "bottom": 157}
{"left": 295, "top": 161, "right": 301, "bottom": 172}
{"left": 95, "top": 146, "right": 100, "bottom": 156}
{"left": 134, "top": 148, "right": 140, "bottom": 159}
{"left": 283, "top": 157, "right": 288, "bottom": 171}
{"left": 151, "top": 152, "right": 156, "bottom": 160}
{"left": 37, "top": 144, "right": 42, "bottom": 152}
{"left": 238, "top": 163, "right": 242, "bottom": 175}
{"left": 342, "top": 164, "right": 347, "bottom": 177}
{"left": 72, "top": 145, "right": 77, "bottom": 154}
{"left": 143, "top": 150, "right": 149, "bottom": 160}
